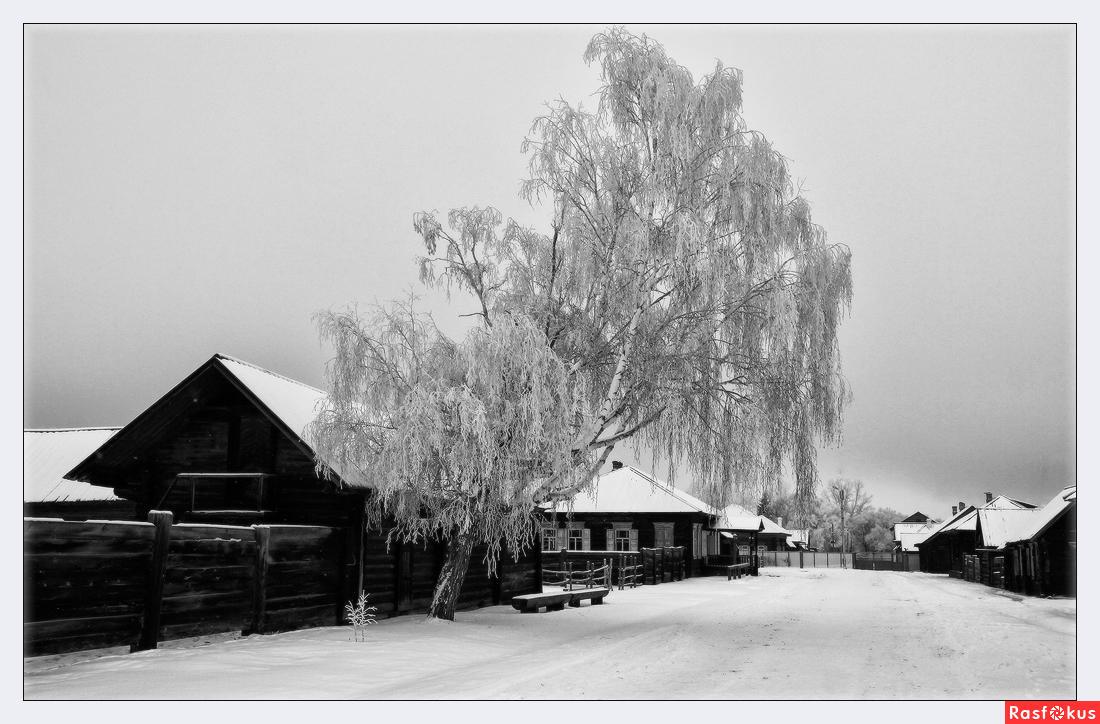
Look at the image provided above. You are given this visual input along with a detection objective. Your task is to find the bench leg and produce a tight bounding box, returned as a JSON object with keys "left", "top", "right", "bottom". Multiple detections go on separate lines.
{"left": 592, "top": 597, "right": 604, "bottom": 605}
{"left": 568, "top": 599, "right": 581, "bottom": 608}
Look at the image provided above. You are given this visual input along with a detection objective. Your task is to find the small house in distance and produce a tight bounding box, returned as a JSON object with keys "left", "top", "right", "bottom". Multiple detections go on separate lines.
{"left": 893, "top": 511, "right": 940, "bottom": 553}
{"left": 542, "top": 462, "right": 719, "bottom": 576}
{"left": 24, "top": 428, "right": 136, "bottom": 520}
{"left": 715, "top": 503, "right": 793, "bottom": 554}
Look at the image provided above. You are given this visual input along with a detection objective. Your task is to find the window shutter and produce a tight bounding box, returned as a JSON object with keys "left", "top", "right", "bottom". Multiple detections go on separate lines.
{"left": 606, "top": 529, "right": 615, "bottom": 551}
{"left": 629, "top": 529, "right": 639, "bottom": 552}
{"left": 582, "top": 528, "right": 591, "bottom": 551}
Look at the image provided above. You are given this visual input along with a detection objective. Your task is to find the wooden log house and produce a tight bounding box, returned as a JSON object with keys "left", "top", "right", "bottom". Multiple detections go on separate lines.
{"left": 61, "top": 353, "right": 540, "bottom": 619}
{"left": 541, "top": 462, "right": 720, "bottom": 577}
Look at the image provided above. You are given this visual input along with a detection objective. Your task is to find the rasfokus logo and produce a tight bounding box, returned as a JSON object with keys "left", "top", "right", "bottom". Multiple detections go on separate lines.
{"left": 1006, "top": 702, "right": 1099, "bottom": 722}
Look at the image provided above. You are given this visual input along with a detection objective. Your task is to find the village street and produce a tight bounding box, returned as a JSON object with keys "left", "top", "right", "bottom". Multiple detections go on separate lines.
{"left": 24, "top": 567, "right": 1076, "bottom": 700}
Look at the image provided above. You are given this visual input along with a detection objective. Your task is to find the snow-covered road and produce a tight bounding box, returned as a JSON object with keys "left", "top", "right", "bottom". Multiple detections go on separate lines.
{"left": 23, "top": 567, "right": 1075, "bottom": 699}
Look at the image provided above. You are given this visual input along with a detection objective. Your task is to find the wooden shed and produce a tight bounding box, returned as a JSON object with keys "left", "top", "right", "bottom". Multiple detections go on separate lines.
{"left": 542, "top": 462, "right": 720, "bottom": 576}
{"left": 23, "top": 428, "right": 136, "bottom": 520}
{"left": 62, "top": 353, "right": 540, "bottom": 618}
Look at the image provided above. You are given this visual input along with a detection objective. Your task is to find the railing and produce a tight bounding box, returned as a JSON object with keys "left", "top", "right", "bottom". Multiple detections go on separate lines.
{"left": 617, "top": 554, "right": 643, "bottom": 589}
{"left": 542, "top": 558, "right": 612, "bottom": 591}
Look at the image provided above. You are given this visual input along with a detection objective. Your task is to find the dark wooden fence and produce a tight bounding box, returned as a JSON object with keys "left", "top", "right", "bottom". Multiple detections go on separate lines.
{"left": 641, "top": 546, "right": 685, "bottom": 584}
{"left": 25, "top": 514, "right": 347, "bottom": 655}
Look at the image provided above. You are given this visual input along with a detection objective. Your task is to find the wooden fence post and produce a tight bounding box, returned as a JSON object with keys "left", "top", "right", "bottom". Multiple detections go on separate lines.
{"left": 250, "top": 525, "right": 271, "bottom": 635}
{"left": 134, "top": 510, "right": 172, "bottom": 652}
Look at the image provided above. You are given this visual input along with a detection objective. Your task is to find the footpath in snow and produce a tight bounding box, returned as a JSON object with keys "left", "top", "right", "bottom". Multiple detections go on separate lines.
{"left": 23, "top": 567, "right": 1076, "bottom": 699}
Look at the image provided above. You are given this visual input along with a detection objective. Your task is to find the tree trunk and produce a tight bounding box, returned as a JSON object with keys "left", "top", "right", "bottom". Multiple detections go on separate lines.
{"left": 426, "top": 527, "right": 476, "bottom": 621}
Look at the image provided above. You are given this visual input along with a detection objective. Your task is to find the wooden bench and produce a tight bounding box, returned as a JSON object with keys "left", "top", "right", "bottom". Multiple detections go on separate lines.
{"left": 565, "top": 587, "right": 610, "bottom": 608}
{"left": 726, "top": 563, "right": 752, "bottom": 580}
{"left": 511, "top": 587, "right": 610, "bottom": 613}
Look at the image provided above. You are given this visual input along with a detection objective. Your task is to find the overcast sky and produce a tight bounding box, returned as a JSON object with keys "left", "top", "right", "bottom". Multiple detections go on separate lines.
{"left": 23, "top": 24, "right": 1076, "bottom": 517}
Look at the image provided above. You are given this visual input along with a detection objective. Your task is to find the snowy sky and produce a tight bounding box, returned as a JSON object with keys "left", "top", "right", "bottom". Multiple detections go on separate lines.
{"left": 23, "top": 24, "right": 1076, "bottom": 518}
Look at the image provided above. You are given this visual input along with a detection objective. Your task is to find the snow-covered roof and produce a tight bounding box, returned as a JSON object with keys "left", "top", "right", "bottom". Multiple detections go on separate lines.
{"left": 216, "top": 354, "right": 328, "bottom": 447}
{"left": 916, "top": 494, "right": 1035, "bottom": 548}
{"left": 24, "top": 428, "right": 122, "bottom": 502}
{"left": 895, "top": 520, "right": 940, "bottom": 551}
{"left": 555, "top": 465, "right": 719, "bottom": 515}
{"left": 1007, "top": 485, "right": 1077, "bottom": 544}
{"left": 977, "top": 508, "right": 1041, "bottom": 549}
{"left": 716, "top": 503, "right": 766, "bottom": 532}
{"left": 215, "top": 354, "right": 361, "bottom": 484}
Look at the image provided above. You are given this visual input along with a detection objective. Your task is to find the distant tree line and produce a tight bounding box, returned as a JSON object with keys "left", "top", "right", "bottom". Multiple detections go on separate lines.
{"left": 758, "top": 478, "right": 901, "bottom": 553}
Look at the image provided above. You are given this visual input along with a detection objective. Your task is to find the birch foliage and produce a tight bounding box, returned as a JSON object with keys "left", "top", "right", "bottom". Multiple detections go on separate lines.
{"left": 415, "top": 28, "right": 853, "bottom": 509}
{"left": 309, "top": 303, "right": 594, "bottom": 567}
{"left": 311, "top": 28, "right": 852, "bottom": 578}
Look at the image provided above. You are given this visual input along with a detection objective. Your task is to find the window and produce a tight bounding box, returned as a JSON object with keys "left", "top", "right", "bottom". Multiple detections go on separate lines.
{"left": 607, "top": 523, "right": 637, "bottom": 552}
{"left": 542, "top": 528, "right": 560, "bottom": 551}
{"left": 567, "top": 527, "right": 585, "bottom": 551}
{"left": 176, "top": 473, "right": 271, "bottom": 516}
{"left": 654, "top": 522, "right": 674, "bottom": 548}
{"left": 692, "top": 523, "right": 703, "bottom": 559}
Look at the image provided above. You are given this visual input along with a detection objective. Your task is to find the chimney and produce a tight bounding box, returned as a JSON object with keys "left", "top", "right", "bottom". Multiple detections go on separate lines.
{"left": 958, "top": 501, "right": 964, "bottom": 511}
{"left": 611, "top": 460, "right": 624, "bottom": 470}
{"left": 985, "top": 491, "right": 993, "bottom": 504}
{"left": 951, "top": 506, "right": 957, "bottom": 516}
{"left": 777, "top": 516, "right": 784, "bottom": 528}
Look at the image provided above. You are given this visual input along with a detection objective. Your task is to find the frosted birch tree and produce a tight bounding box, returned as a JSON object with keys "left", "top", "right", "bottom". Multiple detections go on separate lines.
{"left": 311, "top": 28, "right": 853, "bottom": 619}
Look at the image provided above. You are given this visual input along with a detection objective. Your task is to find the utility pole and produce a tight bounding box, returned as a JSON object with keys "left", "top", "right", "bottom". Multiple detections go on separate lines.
{"left": 832, "top": 483, "right": 847, "bottom": 569}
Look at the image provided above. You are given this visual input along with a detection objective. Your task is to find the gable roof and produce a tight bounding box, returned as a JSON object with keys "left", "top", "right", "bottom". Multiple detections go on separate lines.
{"left": 900, "top": 511, "right": 934, "bottom": 524}
{"left": 551, "top": 465, "right": 719, "bottom": 516}
{"left": 215, "top": 354, "right": 329, "bottom": 451}
{"left": 25, "top": 428, "right": 122, "bottom": 502}
{"left": 915, "top": 494, "right": 1035, "bottom": 548}
{"left": 66, "top": 353, "right": 341, "bottom": 485}
{"left": 716, "top": 503, "right": 766, "bottom": 532}
{"left": 1008, "top": 485, "right": 1077, "bottom": 544}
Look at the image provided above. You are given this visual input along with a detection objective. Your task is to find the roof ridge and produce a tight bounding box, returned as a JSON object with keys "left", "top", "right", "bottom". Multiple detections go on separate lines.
{"left": 214, "top": 353, "right": 328, "bottom": 396}
{"left": 24, "top": 427, "right": 122, "bottom": 433}
{"left": 624, "top": 465, "right": 716, "bottom": 515}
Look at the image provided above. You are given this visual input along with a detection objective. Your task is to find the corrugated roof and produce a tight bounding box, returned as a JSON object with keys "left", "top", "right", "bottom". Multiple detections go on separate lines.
{"left": 24, "top": 428, "right": 122, "bottom": 502}
{"left": 1008, "top": 485, "right": 1076, "bottom": 544}
{"left": 916, "top": 494, "right": 1035, "bottom": 548}
{"left": 977, "top": 508, "right": 1041, "bottom": 549}
{"left": 553, "top": 466, "right": 719, "bottom": 515}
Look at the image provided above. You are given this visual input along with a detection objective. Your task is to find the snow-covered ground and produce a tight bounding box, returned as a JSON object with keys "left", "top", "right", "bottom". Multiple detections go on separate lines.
{"left": 23, "top": 567, "right": 1075, "bottom": 699}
